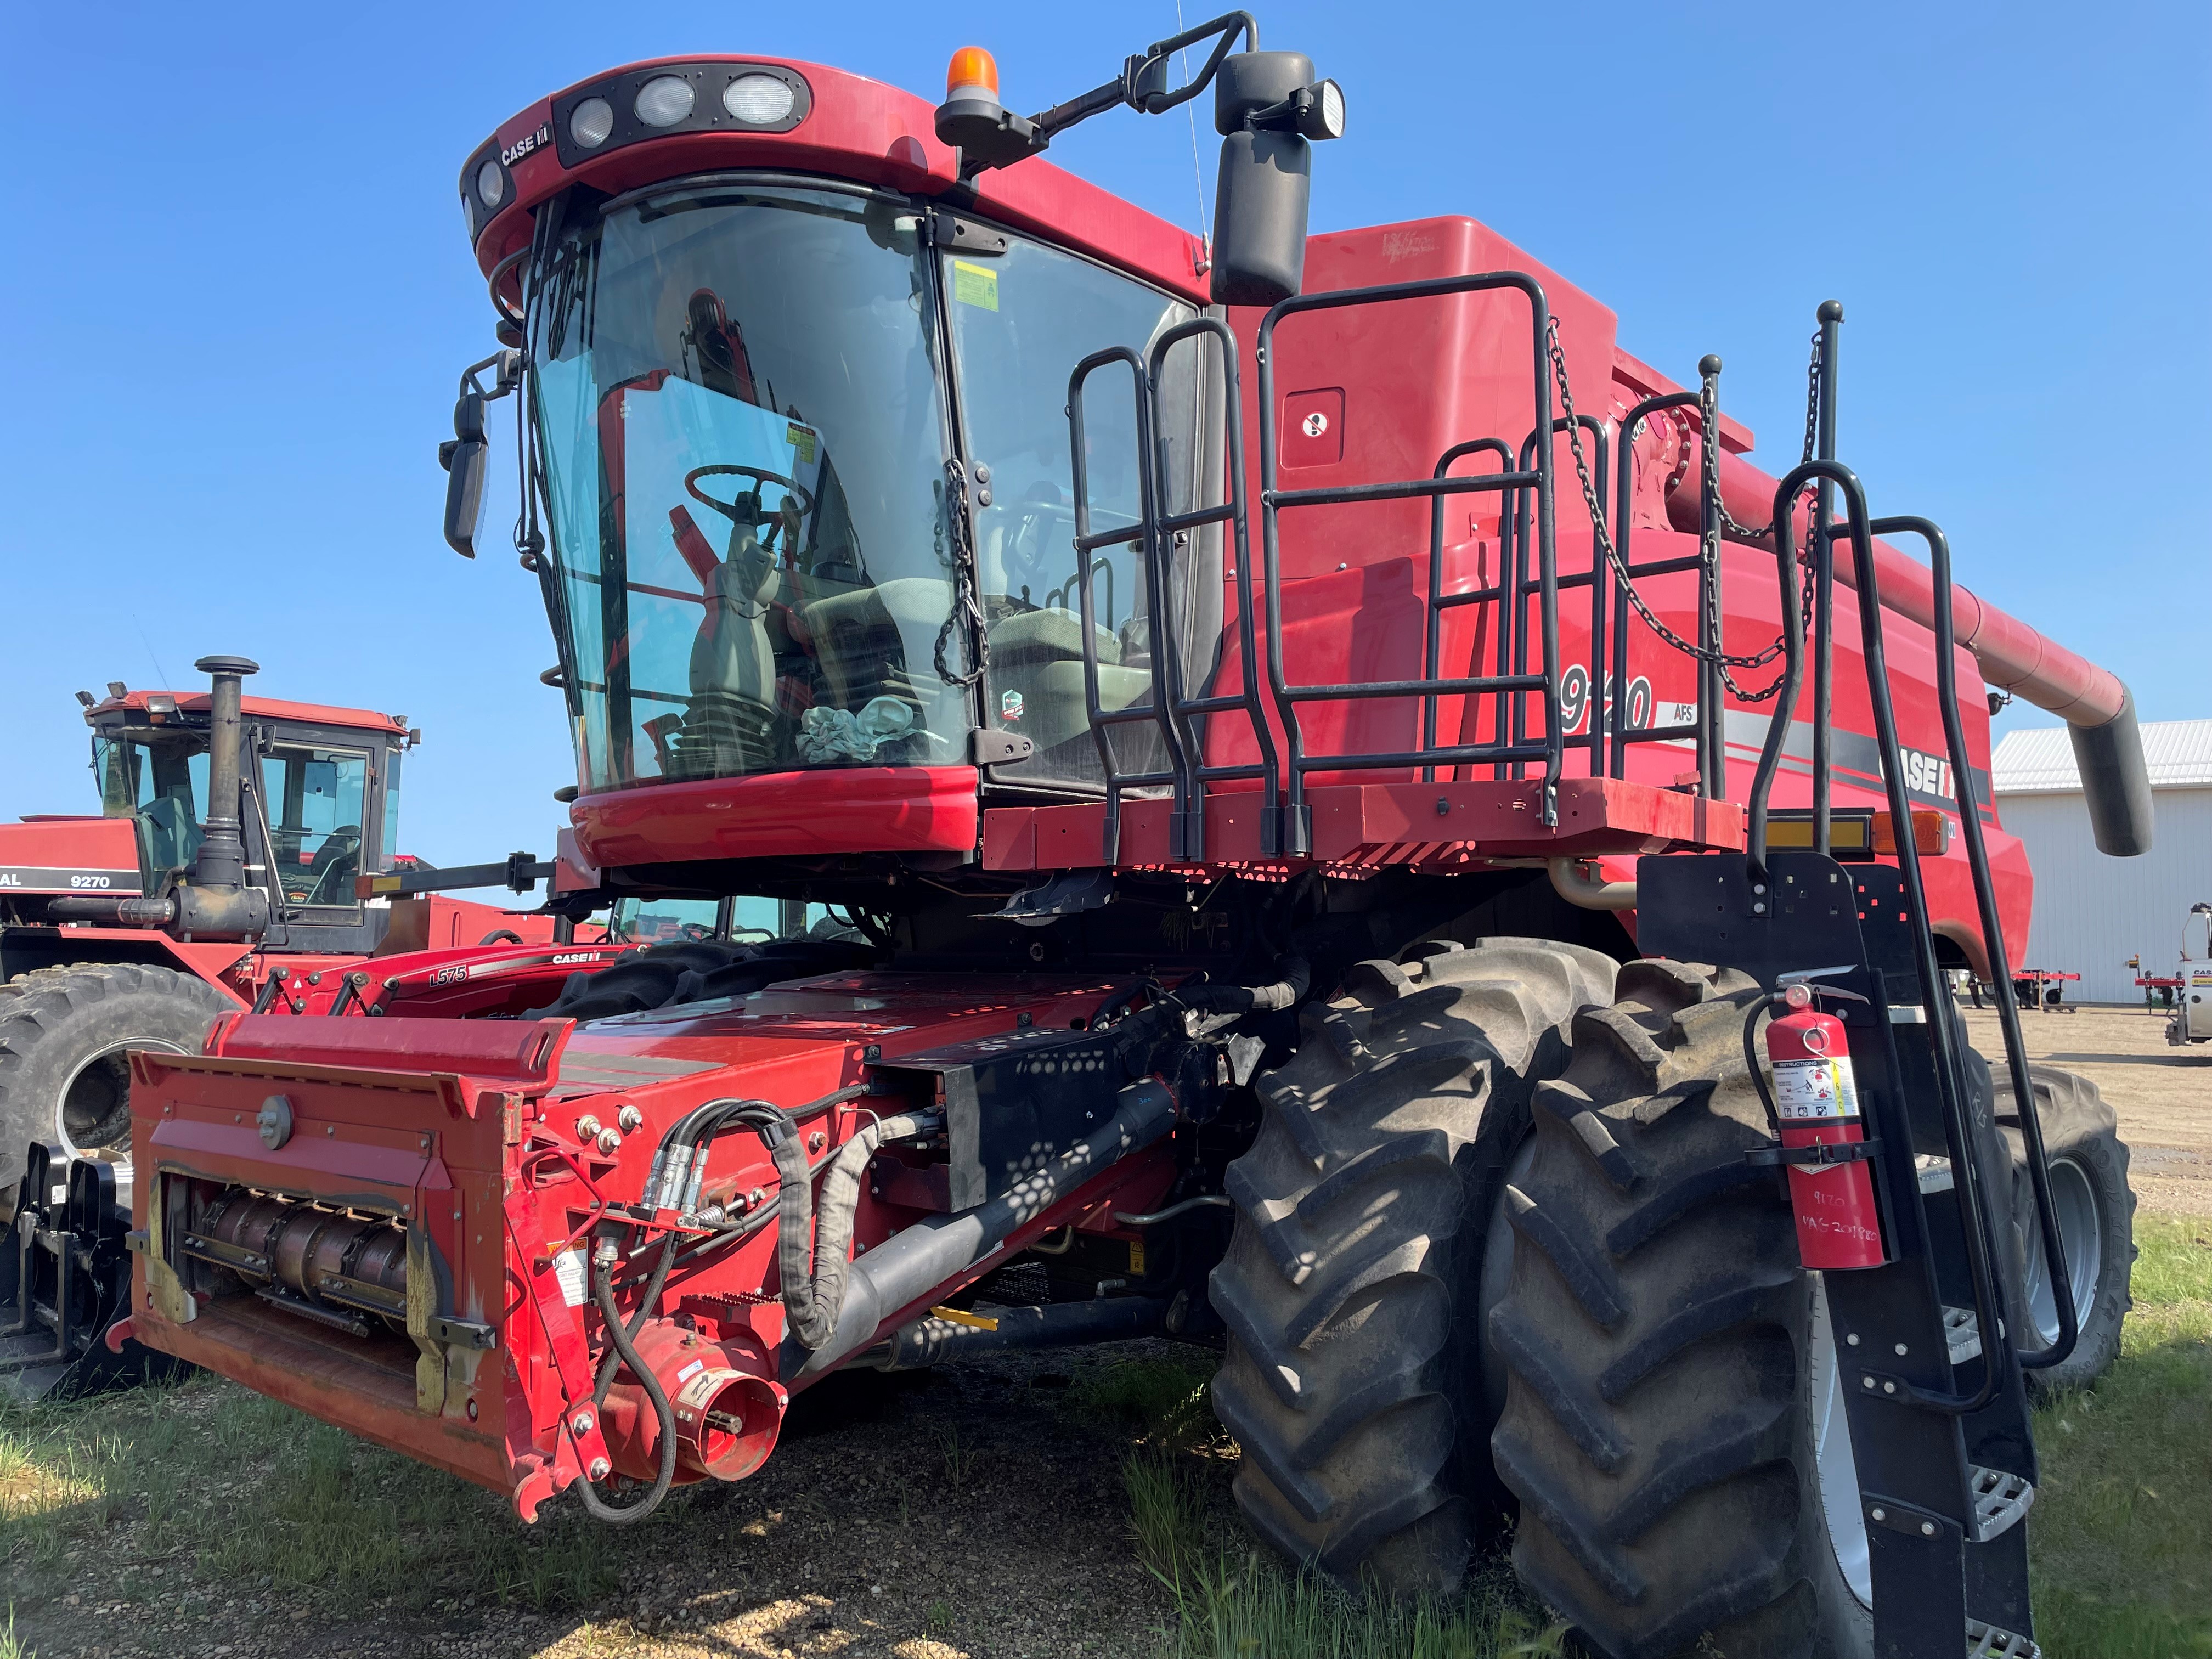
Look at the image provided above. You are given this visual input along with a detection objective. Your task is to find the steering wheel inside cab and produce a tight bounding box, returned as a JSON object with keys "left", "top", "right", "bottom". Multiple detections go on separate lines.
{"left": 685, "top": 466, "right": 815, "bottom": 557}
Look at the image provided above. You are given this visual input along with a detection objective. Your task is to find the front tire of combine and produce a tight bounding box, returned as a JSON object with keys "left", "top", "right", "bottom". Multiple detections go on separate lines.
{"left": 0, "top": 963, "right": 236, "bottom": 1192}
{"left": 1994, "top": 1064, "right": 2135, "bottom": 1394}
{"left": 1209, "top": 936, "right": 1621, "bottom": 1596}
{"left": 1491, "top": 959, "right": 1873, "bottom": 1659}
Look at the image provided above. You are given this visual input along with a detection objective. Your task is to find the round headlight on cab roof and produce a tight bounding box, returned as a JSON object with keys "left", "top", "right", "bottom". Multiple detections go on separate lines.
{"left": 635, "top": 75, "right": 695, "bottom": 129}
{"left": 475, "top": 159, "right": 505, "bottom": 209}
{"left": 569, "top": 95, "right": 614, "bottom": 150}
{"left": 723, "top": 73, "right": 797, "bottom": 125}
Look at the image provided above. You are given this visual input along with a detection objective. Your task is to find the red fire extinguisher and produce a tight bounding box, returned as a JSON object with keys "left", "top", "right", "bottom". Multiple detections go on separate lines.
{"left": 1766, "top": 983, "right": 1887, "bottom": 1269}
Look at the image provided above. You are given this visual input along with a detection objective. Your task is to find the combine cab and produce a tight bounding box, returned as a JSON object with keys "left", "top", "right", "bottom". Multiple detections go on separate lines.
{"left": 115, "top": 20, "right": 2147, "bottom": 1658}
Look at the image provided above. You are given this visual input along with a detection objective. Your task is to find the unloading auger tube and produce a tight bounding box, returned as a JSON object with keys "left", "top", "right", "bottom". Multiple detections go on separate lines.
{"left": 1678, "top": 410, "right": 2152, "bottom": 856}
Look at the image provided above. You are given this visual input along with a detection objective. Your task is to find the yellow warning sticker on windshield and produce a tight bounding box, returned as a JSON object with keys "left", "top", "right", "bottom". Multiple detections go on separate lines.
{"left": 785, "top": 422, "right": 817, "bottom": 464}
{"left": 953, "top": 259, "right": 1000, "bottom": 311}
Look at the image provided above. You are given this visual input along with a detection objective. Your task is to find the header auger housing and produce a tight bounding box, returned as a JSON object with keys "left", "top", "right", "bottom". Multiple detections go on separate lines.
{"left": 111, "top": 18, "right": 2147, "bottom": 1659}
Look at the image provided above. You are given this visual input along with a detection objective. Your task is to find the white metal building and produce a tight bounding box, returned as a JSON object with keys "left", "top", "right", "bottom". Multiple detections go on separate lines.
{"left": 1991, "top": 718, "right": 2212, "bottom": 1002}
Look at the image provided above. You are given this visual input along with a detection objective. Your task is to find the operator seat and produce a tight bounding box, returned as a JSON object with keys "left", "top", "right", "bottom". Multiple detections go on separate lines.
{"left": 984, "top": 608, "right": 1149, "bottom": 763}
{"left": 304, "top": 827, "right": 363, "bottom": 906}
{"left": 797, "top": 577, "right": 949, "bottom": 759}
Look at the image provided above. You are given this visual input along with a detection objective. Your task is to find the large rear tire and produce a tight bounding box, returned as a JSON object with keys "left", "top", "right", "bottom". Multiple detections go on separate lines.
{"left": 1209, "top": 936, "right": 1620, "bottom": 1595}
{"left": 1991, "top": 1064, "right": 2134, "bottom": 1394}
{"left": 0, "top": 963, "right": 235, "bottom": 1198}
{"left": 1491, "top": 960, "right": 1872, "bottom": 1659}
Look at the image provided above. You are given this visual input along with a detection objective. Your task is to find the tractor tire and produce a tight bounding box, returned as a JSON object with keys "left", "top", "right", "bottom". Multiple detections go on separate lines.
{"left": 535, "top": 937, "right": 876, "bottom": 1022}
{"left": 1491, "top": 959, "right": 1874, "bottom": 1659}
{"left": 1209, "top": 936, "right": 1621, "bottom": 1596}
{"left": 1991, "top": 1064, "right": 2134, "bottom": 1394}
{"left": 0, "top": 963, "right": 235, "bottom": 1197}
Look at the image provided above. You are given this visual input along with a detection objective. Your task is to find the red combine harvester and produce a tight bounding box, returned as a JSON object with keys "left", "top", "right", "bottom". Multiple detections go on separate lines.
{"left": 113, "top": 19, "right": 2149, "bottom": 1657}
{"left": 1, "top": 662, "right": 630, "bottom": 1395}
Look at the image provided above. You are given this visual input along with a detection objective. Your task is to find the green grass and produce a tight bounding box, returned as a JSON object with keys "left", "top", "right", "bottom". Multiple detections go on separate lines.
{"left": 0, "top": 1374, "right": 631, "bottom": 1616}
{"left": 1107, "top": 1217, "right": 2212, "bottom": 1658}
{"left": 2028, "top": 1213, "right": 2212, "bottom": 1656}
{"left": 1071, "top": 1352, "right": 1221, "bottom": 1448}
{"left": 1098, "top": 1356, "right": 1565, "bottom": 1658}
{"left": 2, "top": 1223, "right": 2205, "bottom": 1657}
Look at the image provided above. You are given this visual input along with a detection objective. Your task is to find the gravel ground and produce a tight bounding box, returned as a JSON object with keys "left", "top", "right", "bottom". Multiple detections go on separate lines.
{"left": 1961, "top": 1002, "right": 2212, "bottom": 1215}
{"left": 7, "top": 1346, "right": 1220, "bottom": 1659}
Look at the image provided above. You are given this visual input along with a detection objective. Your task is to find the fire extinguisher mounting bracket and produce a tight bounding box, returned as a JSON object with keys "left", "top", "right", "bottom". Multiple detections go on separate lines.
{"left": 1744, "top": 1137, "right": 1884, "bottom": 1169}
{"left": 1771, "top": 975, "right": 1870, "bottom": 1011}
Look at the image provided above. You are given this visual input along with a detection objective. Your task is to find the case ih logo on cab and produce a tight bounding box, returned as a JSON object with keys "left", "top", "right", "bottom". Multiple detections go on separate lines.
{"left": 501, "top": 125, "right": 552, "bottom": 167}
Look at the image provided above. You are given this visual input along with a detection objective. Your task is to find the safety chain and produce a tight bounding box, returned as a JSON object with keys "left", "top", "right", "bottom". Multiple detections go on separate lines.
{"left": 1706, "top": 328, "right": 1824, "bottom": 543}
{"left": 1548, "top": 319, "right": 1823, "bottom": 706}
{"left": 934, "top": 458, "right": 990, "bottom": 689}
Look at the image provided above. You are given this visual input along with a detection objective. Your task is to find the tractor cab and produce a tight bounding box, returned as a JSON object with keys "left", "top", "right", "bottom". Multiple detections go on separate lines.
{"left": 78, "top": 684, "right": 412, "bottom": 950}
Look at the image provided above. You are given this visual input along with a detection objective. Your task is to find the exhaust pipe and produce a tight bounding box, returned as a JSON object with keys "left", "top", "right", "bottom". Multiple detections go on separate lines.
{"left": 172, "top": 655, "right": 271, "bottom": 940}
{"left": 45, "top": 894, "right": 179, "bottom": 924}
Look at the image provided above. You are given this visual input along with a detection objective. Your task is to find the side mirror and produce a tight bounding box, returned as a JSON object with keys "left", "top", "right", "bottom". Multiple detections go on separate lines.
{"left": 1210, "top": 52, "right": 1335, "bottom": 308}
{"left": 442, "top": 391, "right": 489, "bottom": 558}
{"left": 1212, "top": 127, "right": 1311, "bottom": 307}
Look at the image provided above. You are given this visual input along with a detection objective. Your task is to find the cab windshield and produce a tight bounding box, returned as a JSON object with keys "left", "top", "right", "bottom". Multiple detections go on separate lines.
{"left": 526, "top": 178, "right": 1206, "bottom": 795}
{"left": 531, "top": 183, "right": 960, "bottom": 791}
{"left": 606, "top": 896, "right": 848, "bottom": 943}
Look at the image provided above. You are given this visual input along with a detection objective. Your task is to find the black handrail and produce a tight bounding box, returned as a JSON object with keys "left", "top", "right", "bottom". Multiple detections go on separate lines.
{"left": 1764, "top": 462, "right": 2010, "bottom": 1415}
{"left": 1257, "top": 271, "right": 1562, "bottom": 852}
{"left": 1809, "top": 301, "right": 1844, "bottom": 856}
{"left": 1874, "top": 514, "right": 2079, "bottom": 1373}
{"left": 1606, "top": 390, "right": 1706, "bottom": 781}
{"left": 1065, "top": 324, "right": 1282, "bottom": 862}
{"left": 1143, "top": 316, "right": 1283, "bottom": 860}
{"left": 1510, "top": 416, "right": 1608, "bottom": 779}
{"left": 1067, "top": 346, "right": 1184, "bottom": 863}
{"left": 1419, "top": 438, "right": 1517, "bottom": 782}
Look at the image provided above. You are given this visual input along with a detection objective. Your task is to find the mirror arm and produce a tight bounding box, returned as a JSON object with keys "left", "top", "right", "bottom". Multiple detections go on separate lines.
{"left": 459, "top": 348, "right": 523, "bottom": 402}
{"left": 1001, "top": 12, "right": 1261, "bottom": 161}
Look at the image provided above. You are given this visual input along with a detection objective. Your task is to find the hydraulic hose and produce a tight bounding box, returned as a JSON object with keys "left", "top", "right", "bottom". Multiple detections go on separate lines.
{"left": 572, "top": 1239, "right": 678, "bottom": 1525}
{"left": 776, "top": 1111, "right": 932, "bottom": 1350}
{"left": 1177, "top": 956, "right": 1310, "bottom": 1014}
{"left": 645, "top": 1087, "right": 870, "bottom": 1216}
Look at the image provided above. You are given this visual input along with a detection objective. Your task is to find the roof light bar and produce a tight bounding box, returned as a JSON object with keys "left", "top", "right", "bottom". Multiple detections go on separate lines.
{"left": 546, "top": 61, "right": 811, "bottom": 172}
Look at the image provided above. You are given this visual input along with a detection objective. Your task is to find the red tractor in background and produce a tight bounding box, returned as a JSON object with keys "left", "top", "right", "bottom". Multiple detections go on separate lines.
{"left": 109, "top": 18, "right": 2148, "bottom": 1658}
{"left": 0, "top": 659, "right": 634, "bottom": 1395}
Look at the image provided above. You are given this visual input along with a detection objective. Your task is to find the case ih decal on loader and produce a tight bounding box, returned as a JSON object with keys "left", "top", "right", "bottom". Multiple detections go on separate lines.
{"left": 113, "top": 18, "right": 2147, "bottom": 1658}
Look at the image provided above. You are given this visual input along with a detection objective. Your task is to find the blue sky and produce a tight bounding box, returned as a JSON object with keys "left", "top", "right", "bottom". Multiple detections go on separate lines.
{"left": 2, "top": 1, "right": 2204, "bottom": 867}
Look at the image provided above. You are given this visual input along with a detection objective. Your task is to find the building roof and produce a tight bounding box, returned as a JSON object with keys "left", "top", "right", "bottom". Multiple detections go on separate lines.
{"left": 1991, "top": 718, "right": 2212, "bottom": 793}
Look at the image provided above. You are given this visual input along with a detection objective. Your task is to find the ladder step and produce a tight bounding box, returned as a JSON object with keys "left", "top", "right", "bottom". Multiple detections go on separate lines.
{"left": 1917, "top": 1155, "right": 1954, "bottom": 1193}
{"left": 1967, "top": 1464, "right": 2035, "bottom": 1543}
{"left": 1945, "top": 1304, "right": 1982, "bottom": 1364}
{"left": 1966, "top": 1616, "right": 2040, "bottom": 1657}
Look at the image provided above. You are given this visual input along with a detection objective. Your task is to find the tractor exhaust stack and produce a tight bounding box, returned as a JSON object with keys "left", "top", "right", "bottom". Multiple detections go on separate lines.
{"left": 172, "top": 654, "right": 270, "bottom": 939}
